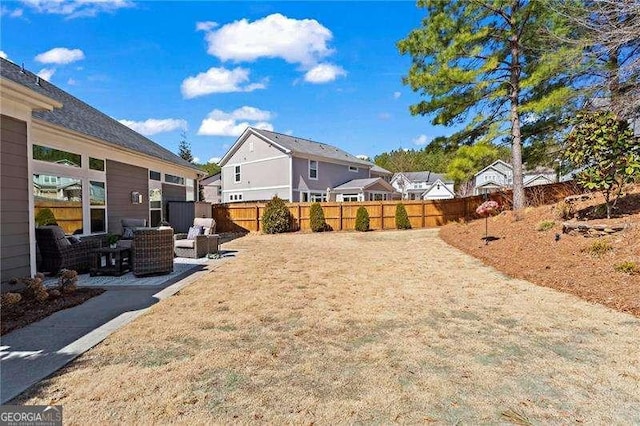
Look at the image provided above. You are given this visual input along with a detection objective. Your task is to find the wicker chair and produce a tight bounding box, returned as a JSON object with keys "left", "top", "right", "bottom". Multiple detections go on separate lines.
{"left": 131, "top": 228, "right": 174, "bottom": 277}
{"left": 174, "top": 218, "right": 217, "bottom": 258}
{"left": 35, "top": 226, "right": 101, "bottom": 274}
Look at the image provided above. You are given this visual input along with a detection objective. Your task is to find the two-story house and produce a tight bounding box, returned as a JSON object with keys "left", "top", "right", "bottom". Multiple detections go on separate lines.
{"left": 473, "top": 160, "right": 556, "bottom": 195}
{"left": 200, "top": 173, "right": 222, "bottom": 204}
{"left": 391, "top": 171, "right": 455, "bottom": 200}
{"left": 218, "top": 128, "right": 396, "bottom": 203}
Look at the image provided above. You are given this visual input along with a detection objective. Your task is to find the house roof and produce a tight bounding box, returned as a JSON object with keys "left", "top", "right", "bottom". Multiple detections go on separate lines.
{"left": 251, "top": 128, "right": 373, "bottom": 167}
{"left": 393, "top": 171, "right": 452, "bottom": 184}
{"left": 200, "top": 173, "right": 221, "bottom": 185}
{"left": 473, "top": 160, "right": 512, "bottom": 178}
{"left": 332, "top": 177, "right": 395, "bottom": 192}
{"left": 369, "top": 163, "right": 393, "bottom": 175}
{"left": 0, "top": 58, "right": 199, "bottom": 172}
{"left": 421, "top": 179, "right": 456, "bottom": 198}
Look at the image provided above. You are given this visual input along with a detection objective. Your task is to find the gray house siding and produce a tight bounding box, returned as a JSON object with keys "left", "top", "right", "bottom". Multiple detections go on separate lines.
{"left": 1, "top": 115, "right": 31, "bottom": 282}
{"left": 292, "top": 157, "right": 369, "bottom": 192}
{"left": 222, "top": 134, "right": 291, "bottom": 202}
{"left": 106, "top": 159, "right": 149, "bottom": 234}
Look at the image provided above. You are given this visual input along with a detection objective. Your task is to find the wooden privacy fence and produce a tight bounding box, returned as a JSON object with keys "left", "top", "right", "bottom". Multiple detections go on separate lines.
{"left": 212, "top": 181, "right": 580, "bottom": 233}
{"left": 34, "top": 198, "right": 83, "bottom": 235}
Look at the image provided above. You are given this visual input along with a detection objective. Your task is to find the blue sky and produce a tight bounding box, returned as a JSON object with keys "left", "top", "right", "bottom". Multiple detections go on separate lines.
{"left": 1, "top": 1, "right": 461, "bottom": 164}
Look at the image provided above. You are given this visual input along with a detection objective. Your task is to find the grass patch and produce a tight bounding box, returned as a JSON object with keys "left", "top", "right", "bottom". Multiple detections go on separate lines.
{"left": 536, "top": 220, "right": 555, "bottom": 232}
{"left": 614, "top": 261, "right": 639, "bottom": 275}
{"left": 137, "top": 347, "right": 191, "bottom": 367}
{"left": 581, "top": 239, "right": 613, "bottom": 256}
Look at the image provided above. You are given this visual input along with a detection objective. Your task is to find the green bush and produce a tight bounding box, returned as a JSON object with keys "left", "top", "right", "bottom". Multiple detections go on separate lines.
{"left": 614, "top": 261, "right": 639, "bottom": 275}
{"left": 355, "top": 206, "right": 370, "bottom": 232}
{"left": 261, "top": 196, "right": 291, "bottom": 234}
{"left": 395, "top": 203, "right": 411, "bottom": 229}
{"left": 536, "top": 220, "right": 555, "bottom": 232}
{"left": 309, "top": 202, "right": 327, "bottom": 232}
{"left": 35, "top": 208, "right": 57, "bottom": 226}
{"left": 581, "top": 239, "right": 613, "bottom": 256}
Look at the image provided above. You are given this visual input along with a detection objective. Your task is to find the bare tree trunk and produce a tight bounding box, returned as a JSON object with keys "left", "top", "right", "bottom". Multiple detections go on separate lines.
{"left": 509, "top": 34, "right": 525, "bottom": 211}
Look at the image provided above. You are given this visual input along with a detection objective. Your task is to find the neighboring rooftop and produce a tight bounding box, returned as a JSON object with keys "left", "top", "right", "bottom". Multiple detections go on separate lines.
{"left": 395, "top": 171, "right": 451, "bottom": 183}
{"left": 252, "top": 128, "right": 373, "bottom": 167}
{"left": 369, "top": 163, "right": 393, "bottom": 175}
{"left": 200, "top": 173, "right": 221, "bottom": 185}
{"left": 0, "top": 58, "right": 198, "bottom": 171}
{"left": 333, "top": 178, "right": 385, "bottom": 191}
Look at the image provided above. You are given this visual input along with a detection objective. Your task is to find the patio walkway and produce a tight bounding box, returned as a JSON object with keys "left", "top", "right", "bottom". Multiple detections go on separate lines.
{"left": 0, "top": 253, "right": 235, "bottom": 403}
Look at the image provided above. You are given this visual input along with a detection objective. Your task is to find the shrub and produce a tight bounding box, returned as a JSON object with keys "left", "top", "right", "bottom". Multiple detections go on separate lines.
{"left": 536, "top": 220, "right": 555, "bottom": 232}
{"left": 0, "top": 292, "right": 22, "bottom": 308}
{"left": 614, "top": 261, "right": 639, "bottom": 275}
{"left": 581, "top": 239, "right": 613, "bottom": 256}
{"left": 309, "top": 202, "right": 327, "bottom": 232}
{"left": 395, "top": 203, "right": 411, "bottom": 229}
{"left": 554, "top": 201, "right": 573, "bottom": 220}
{"left": 355, "top": 206, "right": 370, "bottom": 232}
{"left": 261, "top": 196, "right": 291, "bottom": 234}
{"left": 35, "top": 208, "right": 57, "bottom": 226}
{"left": 58, "top": 269, "right": 78, "bottom": 294}
{"left": 23, "top": 276, "right": 49, "bottom": 302}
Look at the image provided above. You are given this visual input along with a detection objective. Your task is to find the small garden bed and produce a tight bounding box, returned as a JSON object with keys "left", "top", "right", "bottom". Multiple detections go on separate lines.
{"left": 1, "top": 272, "right": 105, "bottom": 335}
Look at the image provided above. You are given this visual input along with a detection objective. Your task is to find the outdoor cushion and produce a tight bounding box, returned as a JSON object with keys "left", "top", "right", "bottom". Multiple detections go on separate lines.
{"left": 57, "top": 236, "right": 72, "bottom": 247}
{"left": 175, "top": 239, "right": 195, "bottom": 249}
{"left": 186, "top": 226, "right": 203, "bottom": 240}
{"left": 123, "top": 227, "right": 135, "bottom": 239}
{"left": 67, "top": 236, "right": 81, "bottom": 244}
{"left": 193, "top": 218, "right": 215, "bottom": 235}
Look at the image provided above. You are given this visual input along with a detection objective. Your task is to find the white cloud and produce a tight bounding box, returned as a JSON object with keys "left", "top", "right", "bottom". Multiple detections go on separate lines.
{"left": 37, "top": 68, "right": 55, "bottom": 81}
{"left": 192, "top": 156, "right": 200, "bottom": 164}
{"left": 303, "top": 63, "right": 346, "bottom": 84}
{"left": 0, "top": 50, "right": 8, "bottom": 59}
{"left": 412, "top": 134, "right": 431, "bottom": 146}
{"left": 67, "top": 78, "right": 77, "bottom": 85}
{"left": 208, "top": 157, "right": 221, "bottom": 164}
{"left": 197, "top": 106, "right": 274, "bottom": 137}
{"left": 118, "top": 118, "right": 187, "bottom": 136}
{"left": 11, "top": 8, "right": 23, "bottom": 17}
{"left": 356, "top": 154, "right": 369, "bottom": 161}
{"left": 181, "top": 66, "right": 266, "bottom": 98}
{"left": 20, "top": 0, "right": 133, "bottom": 18}
{"left": 202, "top": 13, "right": 334, "bottom": 66}
{"left": 196, "top": 21, "right": 218, "bottom": 32}
{"left": 393, "top": 91, "right": 401, "bottom": 99}
{"left": 285, "top": 130, "right": 293, "bottom": 135}
{"left": 35, "top": 47, "right": 85, "bottom": 64}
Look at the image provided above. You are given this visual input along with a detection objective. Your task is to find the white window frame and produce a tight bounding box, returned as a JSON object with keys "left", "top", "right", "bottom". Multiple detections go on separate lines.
{"left": 149, "top": 179, "right": 163, "bottom": 226}
{"left": 342, "top": 193, "right": 359, "bottom": 202}
{"left": 309, "top": 192, "right": 326, "bottom": 202}
{"left": 234, "top": 165, "right": 241, "bottom": 183}
{"left": 229, "top": 193, "right": 243, "bottom": 202}
{"left": 349, "top": 166, "right": 358, "bottom": 173}
{"left": 309, "top": 160, "right": 318, "bottom": 180}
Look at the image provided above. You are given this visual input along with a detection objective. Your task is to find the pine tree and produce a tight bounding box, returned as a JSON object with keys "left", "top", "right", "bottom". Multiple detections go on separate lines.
{"left": 398, "top": 0, "right": 580, "bottom": 210}
{"left": 178, "top": 131, "right": 194, "bottom": 163}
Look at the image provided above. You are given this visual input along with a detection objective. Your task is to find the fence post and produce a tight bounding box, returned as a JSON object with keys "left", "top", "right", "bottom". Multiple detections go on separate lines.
{"left": 256, "top": 205, "right": 260, "bottom": 232}
{"left": 422, "top": 201, "right": 426, "bottom": 228}
{"left": 339, "top": 204, "right": 343, "bottom": 231}
{"left": 380, "top": 202, "right": 384, "bottom": 230}
{"left": 298, "top": 204, "right": 302, "bottom": 231}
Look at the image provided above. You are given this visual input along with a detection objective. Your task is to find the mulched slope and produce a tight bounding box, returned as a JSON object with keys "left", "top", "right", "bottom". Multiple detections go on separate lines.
{"left": 1, "top": 288, "right": 105, "bottom": 335}
{"left": 440, "top": 188, "right": 640, "bottom": 318}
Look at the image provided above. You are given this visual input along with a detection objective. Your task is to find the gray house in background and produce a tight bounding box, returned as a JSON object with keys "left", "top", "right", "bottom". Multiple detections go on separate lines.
{"left": 218, "top": 128, "right": 396, "bottom": 203}
{"left": 0, "top": 58, "right": 202, "bottom": 282}
{"left": 200, "top": 173, "right": 222, "bottom": 204}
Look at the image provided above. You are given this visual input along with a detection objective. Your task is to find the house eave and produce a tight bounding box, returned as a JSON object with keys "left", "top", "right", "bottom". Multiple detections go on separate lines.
{"left": 219, "top": 127, "right": 291, "bottom": 167}
{"left": 1, "top": 77, "right": 62, "bottom": 111}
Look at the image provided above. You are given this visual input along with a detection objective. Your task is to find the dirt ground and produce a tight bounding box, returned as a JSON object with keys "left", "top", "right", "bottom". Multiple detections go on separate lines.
{"left": 440, "top": 189, "right": 640, "bottom": 317}
{"left": 13, "top": 229, "right": 640, "bottom": 423}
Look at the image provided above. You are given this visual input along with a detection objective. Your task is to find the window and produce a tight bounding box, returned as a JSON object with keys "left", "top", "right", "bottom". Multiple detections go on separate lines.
{"left": 89, "top": 157, "right": 105, "bottom": 171}
{"left": 186, "top": 178, "right": 195, "bottom": 202}
{"left": 149, "top": 179, "right": 162, "bottom": 226}
{"left": 229, "top": 193, "right": 243, "bottom": 201}
{"left": 349, "top": 166, "right": 358, "bottom": 173}
{"left": 89, "top": 181, "right": 106, "bottom": 233}
{"left": 234, "top": 165, "right": 241, "bottom": 183}
{"left": 302, "top": 192, "right": 309, "bottom": 202}
{"left": 342, "top": 194, "right": 359, "bottom": 202}
{"left": 33, "top": 145, "right": 81, "bottom": 167}
{"left": 309, "top": 160, "right": 318, "bottom": 179}
{"left": 33, "top": 174, "right": 83, "bottom": 234}
{"left": 369, "top": 193, "right": 384, "bottom": 201}
{"left": 165, "top": 174, "right": 184, "bottom": 185}
{"left": 310, "top": 192, "right": 326, "bottom": 202}
{"left": 249, "top": 141, "right": 254, "bottom": 152}
{"left": 149, "top": 170, "right": 161, "bottom": 181}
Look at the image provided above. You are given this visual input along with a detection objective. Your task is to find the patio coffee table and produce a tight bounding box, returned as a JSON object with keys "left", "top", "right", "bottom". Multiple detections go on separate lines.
{"left": 90, "top": 246, "right": 131, "bottom": 277}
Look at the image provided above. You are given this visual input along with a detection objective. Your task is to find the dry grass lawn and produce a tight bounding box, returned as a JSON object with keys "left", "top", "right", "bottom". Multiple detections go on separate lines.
{"left": 15, "top": 229, "right": 640, "bottom": 424}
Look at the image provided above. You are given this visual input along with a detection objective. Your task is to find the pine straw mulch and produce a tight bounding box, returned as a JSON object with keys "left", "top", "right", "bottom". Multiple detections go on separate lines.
{"left": 440, "top": 186, "right": 640, "bottom": 318}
